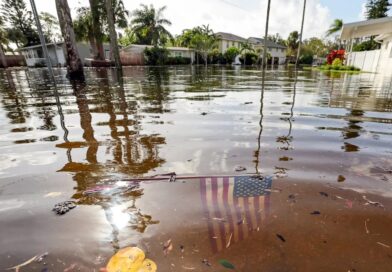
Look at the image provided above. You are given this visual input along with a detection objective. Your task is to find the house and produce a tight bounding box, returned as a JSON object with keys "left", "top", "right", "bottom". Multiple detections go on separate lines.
{"left": 18, "top": 42, "right": 111, "bottom": 67}
{"left": 120, "top": 44, "right": 195, "bottom": 65}
{"left": 248, "top": 37, "right": 287, "bottom": 64}
{"left": 215, "top": 32, "right": 287, "bottom": 64}
{"left": 341, "top": 16, "right": 392, "bottom": 74}
{"left": 215, "top": 32, "right": 248, "bottom": 54}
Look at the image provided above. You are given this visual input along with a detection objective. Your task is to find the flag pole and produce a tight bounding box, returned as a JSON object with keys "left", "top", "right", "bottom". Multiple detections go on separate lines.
{"left": 295, "top": 0, "right": 307, "bottom": 67}
{"left": 29, "top": 0, "right": 55, "bottom": 82}
{"left": 262, "top": 0, "right": 271, "bottom": 69}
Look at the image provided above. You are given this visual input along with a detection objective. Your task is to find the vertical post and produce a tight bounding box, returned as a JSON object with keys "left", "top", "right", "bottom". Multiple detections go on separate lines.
{"left": 295, "top": 0, "right": 307, "bottom": 67}
{"left": 262, "top": 0, "right": 271, "bottom": 69}
{"left": 29, "top": 0, "right": 55, "bottom": 81}
{"left": 105, "top": 0, "right": 122, "bottom": 70}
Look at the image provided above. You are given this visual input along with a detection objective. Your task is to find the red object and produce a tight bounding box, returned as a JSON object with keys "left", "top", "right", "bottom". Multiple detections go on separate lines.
{"left": 327, "top": 49, "right": 345, "bottom": 65}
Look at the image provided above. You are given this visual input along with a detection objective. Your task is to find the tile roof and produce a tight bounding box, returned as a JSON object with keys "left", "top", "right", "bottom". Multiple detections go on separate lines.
{"left": 215, "top": 32, "right": 248, "bottom": 42}
{"left": 248, "top": 37, "right": 287, "bottom": 49}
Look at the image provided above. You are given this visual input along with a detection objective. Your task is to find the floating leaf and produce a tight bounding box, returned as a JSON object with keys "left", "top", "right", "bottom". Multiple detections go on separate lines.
{"left": 106, "top": 247, "right": 156, "bottom": 272}
{"left": 219, "top": 259, "right": 235, "bottom": 270}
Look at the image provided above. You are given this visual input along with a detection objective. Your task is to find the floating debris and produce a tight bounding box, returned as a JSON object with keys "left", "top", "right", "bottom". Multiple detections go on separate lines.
{"left": 310, "top": 211, "right": 321, "bottom": 215}
{"left": 319, "top": 192, "right": 329, "bottom": 197}
{"left": 377, "top": 242, "right": 390, "bottom": 249}
{"left": 201, "top": 112, "right": 208, "bottom": 116}
{"left": 363, "top": 196, "right": 384, "bottom": 208}
{"left": 235, "top": 166, "right": 246, "bottom": 172}
{"left": 163, "top": 239, "right": 173, "bottom": 256}
{"left": 337, "top": 175, "right": 346, "bottom": 182}
{"left": 6, "top": 253, "right": 47, "bottom": 271}
{"left": 276, "top": 234, "right": 286, "bottom": 242}
{"left": 365, "top": 219, "right": 370, "bottom": 234}
{"left": 202, "top": 259, "right": 212, "bottom": 267}
{"left": 52, "top": 201, "right": 76, "bottom": 215}
{"left": 218, "top": 259, "right": 235, "bottom": 270}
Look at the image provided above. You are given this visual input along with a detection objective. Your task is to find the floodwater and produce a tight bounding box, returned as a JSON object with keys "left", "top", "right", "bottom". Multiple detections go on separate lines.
{"left": 0, "top": 66, "right": 391, "bottom": 271}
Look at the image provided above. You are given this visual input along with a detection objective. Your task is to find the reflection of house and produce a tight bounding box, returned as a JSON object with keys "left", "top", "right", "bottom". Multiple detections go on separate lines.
{"left": 120, "top": 44, "right": 195, "bottom": 65}
{"left": 341, "top": 17, "right": 392, "bottom": 74}
{"left": 248, "top": 37, "right": 287, "bottom": 64}
{"left": 215, "top": 32, "right": 287, "bottom": 64}
{"left": 216, "top": 32, "right": 248, "bottom": 53}
{"left": 18, "top": 42, "right": 110, "bottom": 67}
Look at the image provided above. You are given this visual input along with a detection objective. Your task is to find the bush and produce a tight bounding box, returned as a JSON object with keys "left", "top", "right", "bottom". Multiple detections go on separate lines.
{"left": 332, "top": 58, "right": 342, "bottom": 67}
{"left": 242, "top": 52, "right": 259, "bottom": 65}
{"left": 166, "top": 56, "right": 191, "bottom": 65}
{"left": 353, "top": 39, "right": 380, "bottom": 52}
{"left": 224, "top": 47, "right": 240, "bottom": 63}
{"left": 208, "top": 49, "right": 226, "bottom": 64}
{"left": 144, "top": 46, "right": 169, "bottom": 65}
{"left": 299, "top": 53, "right": 313, "bottom": 65}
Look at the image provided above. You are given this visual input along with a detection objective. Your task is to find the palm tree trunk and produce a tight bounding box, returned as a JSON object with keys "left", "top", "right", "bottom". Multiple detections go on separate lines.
{"left": 0, "top": 45, "right": 7, "bottom": 68}
{"left": 105, "top": 0, "right": 121, "bottom": 70}
{"left": 295, "top": 0, "right": 307, "bottom": 67}
{"left": 89, "top": 0, "right": 105, "bottom": 60}
{"left": 55, "top": 0, "right": 84, "bottom": 79}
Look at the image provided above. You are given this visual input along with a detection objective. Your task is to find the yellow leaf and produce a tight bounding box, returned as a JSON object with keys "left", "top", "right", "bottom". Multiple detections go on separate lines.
{"left": 106, "top": 247, "right": 146, "bottom": 272}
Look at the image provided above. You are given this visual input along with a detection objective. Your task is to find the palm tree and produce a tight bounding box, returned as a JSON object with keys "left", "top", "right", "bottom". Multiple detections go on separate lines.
{"left": 326, "top": 19, "right": 343, "bottom": 36}
{"left": 131, "top": 4, "right": 172, "bottom": 46}
{"left": 239, "top": 41, "right": 254, "bottom": 54}
{"left": 55, "top": 0, "right": 84, "bottom": 79}
{"left": 105, "top": 0, "right": 121, "bottom": 69}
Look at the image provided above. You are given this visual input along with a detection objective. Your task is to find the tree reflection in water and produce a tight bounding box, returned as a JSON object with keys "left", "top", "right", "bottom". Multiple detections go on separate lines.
{"left": 55, "top": 69, "right": 165, "bottom": 250}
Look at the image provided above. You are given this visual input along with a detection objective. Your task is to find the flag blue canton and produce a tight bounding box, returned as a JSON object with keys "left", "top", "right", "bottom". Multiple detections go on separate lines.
{"left": 233, "top": 176, "right": 272, "bottom": 197}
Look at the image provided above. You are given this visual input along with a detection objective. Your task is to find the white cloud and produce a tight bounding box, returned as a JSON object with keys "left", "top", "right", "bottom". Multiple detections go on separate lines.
{"left": 33, "top": 0, "right": 332, "bottom": 39}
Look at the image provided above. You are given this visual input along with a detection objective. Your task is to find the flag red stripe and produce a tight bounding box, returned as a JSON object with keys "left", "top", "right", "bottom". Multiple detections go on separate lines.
{"left": 243, "top": 196, "right": 253, "bottom": 232}
{"left": 233, "top": 194, "right": 244, "bottom": 241}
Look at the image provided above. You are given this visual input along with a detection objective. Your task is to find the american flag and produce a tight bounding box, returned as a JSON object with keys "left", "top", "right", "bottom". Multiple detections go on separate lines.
{"left": 200, "top": 175, "right": 272, "bottom": 253}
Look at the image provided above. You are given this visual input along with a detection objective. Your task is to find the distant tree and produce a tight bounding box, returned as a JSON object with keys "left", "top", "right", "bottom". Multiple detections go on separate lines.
{"left": 131, "top": 4, "right": 172, "bottom": 46}
{"left": 286, "top": 31, "right": 299, "bottom": 56}
{"left": 267, "top": 33, "right": 285, "bottom": 46}
{"left": 302, "top": 37, "right": 329, "bottom": 57}
{"left": 118, "top": 27, "right": 136, "bottom": 46}
{"left": 39, "top": 12, "right": 60, "bottom": 42}
{"left": 239, "top": 41, "right": 254, "bottom": 54}
{"left": 0, "top": 0, "right": 40, "bottom": 47}
{"left": 190, "top": 32, "right": 216, "bottom": 66}
{"left": 326, "top": 19, "right": 343, "bottom": 36}
{"left": 0, "top": 17, "right": 8, "bottom": 67}
{"left": 366, "top": 0, "right": 391, "bottom": 19}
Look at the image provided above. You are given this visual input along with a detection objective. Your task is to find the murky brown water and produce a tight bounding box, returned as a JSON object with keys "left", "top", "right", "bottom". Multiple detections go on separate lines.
{"left": 0, "top": 66, "right": 391, "bottom": 271}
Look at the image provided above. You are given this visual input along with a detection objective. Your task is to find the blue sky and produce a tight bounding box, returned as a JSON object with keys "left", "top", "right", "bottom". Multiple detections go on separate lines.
{"left": 320, "top": 0, "right": 365, "bottom": 23}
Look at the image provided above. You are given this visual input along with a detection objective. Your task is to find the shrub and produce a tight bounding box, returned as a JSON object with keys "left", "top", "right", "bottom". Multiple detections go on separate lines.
{"left": 299, "top": 53, "right": 313, "bottom": 65}
{"left": 332, "top": 58, "right": 342, "bottom": 67}
{"left": 166, "top": 56, "right": 191, "bottom": 65}
{"left": 144, "top": 46, "right": 169, "bottom": 65}
{"left": 224, "top": 47, "right": 240, "bottom": 63}
{"left": 243, "top": 52, "right": 259, "bottom": 65}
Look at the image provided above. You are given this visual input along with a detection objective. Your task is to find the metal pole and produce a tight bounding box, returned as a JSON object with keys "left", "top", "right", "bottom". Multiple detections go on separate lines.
{"left": 262, "top": 0, "right": 271, "bottom": 69}
{"left": 29, "top": 0, "right": 55, "bottom": 81}
{"left": 295, "top": 0, "right": 306, "bottom": 67}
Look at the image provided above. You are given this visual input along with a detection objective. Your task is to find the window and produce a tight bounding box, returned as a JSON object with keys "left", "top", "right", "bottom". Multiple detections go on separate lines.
{"left": 232, "top": 41, "right": 235, "bottom": 47}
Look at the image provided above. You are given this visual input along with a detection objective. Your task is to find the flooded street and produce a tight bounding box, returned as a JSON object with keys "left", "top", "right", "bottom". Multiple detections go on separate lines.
{"left": 0, "top": 66, "right": 391, "bottom": 271}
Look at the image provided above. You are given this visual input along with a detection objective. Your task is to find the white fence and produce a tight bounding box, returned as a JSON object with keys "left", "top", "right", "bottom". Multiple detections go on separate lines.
{"left": 346, "top": 50, "right": 380, "bottom": 73}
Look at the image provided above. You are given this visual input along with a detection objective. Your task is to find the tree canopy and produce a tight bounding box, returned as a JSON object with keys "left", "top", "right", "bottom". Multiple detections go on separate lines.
{"left": 131, "top": 4, "right": 172, "bottom": 46}
{"left": 366, "top": 0, "right": 391, "bottom": 19}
